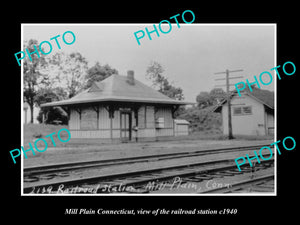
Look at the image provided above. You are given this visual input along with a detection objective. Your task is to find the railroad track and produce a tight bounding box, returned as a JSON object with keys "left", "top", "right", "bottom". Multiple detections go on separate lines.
{"left": 24, "top": 153, "right": 274, "bottom": 194}
{"left": 24, "top": 144, "right": 267, "bottom": 178}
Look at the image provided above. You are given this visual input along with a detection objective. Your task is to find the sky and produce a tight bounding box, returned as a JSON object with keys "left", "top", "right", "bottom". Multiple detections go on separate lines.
{"left": 22, "top": 24, "right": 275, "bottom": 103}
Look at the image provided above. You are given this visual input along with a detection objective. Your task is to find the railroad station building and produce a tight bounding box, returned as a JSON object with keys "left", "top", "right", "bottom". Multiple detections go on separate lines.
{"left": 214, "top": 88, "right": 274, "bottom": 136}
{"left": 41, "top": 71, "right": 189, "bottom": 142}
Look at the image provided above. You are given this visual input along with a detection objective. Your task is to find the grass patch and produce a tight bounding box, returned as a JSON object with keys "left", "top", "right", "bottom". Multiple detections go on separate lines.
{"left": 23, "top": 124, "right": 273, "bottom": 149}
{"left": 182, "top": 131, "right": 273, "bottom": 141}
{"left": 23, "top": 124, "right": 69, "bottom": 148}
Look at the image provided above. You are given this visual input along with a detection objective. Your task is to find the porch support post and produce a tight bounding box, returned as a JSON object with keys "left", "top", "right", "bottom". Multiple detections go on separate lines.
{"left": 91, "top": 105, "right": 99, "bottom": 130}
{"left": 133, "top": 105, "right": 139, "bottom": 142}
{"left": 171, "top": 105, "right": 179, "bottom": 136}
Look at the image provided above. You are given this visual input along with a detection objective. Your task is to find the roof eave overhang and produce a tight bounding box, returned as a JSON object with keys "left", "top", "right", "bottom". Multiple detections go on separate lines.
{"left": 41, "top": 99, "right": 194, "bottom": 108}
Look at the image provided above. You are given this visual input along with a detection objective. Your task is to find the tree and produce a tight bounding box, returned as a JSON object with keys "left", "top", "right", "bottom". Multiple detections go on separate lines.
{"left": 196, "top": 92, "right": 212, "bottom": 109}
{"left": 209, "top": 88, "right": 226, "bottom": 105}
{"left": 159, "top": 79, "right": 184, "bottom": 100}
{"left": 23, "top": 39, "right": 47, "bottom": 123}
{"left": 146, "top": 61, "right": 165, "bottom": 91}
{"left": 146, "top": 61, "right": 184, "bottom": 100}
{"left": 196, "top": 88, "right": 226, "bottom": 108}
{"left": 178, "top": 106, "right": 222, "bottom": 133}
{"left": 35, "top": 88, "right": 68, "bottom": 124}
{"left": 37, "top": 107, "right": 68, "bottom": 125}
{"left": 180, "top": 87, "right": 226, "bottom": 133}
{"left": 47, "top": 52, "right": 88, "bottom": 98}
{"left": 84, "top": 62, "right": 118, "bottom": 89}
{"left": 35, "top": 87, "right": 67, "bottom": 106}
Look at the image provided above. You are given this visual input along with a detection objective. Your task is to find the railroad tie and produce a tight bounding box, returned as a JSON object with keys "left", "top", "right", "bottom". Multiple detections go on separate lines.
{"left": 183, "top": 177, "right": 201, "bottom": 182}
{"left": 215, "top": 171, "right": 235, "bottom": 176}
{"left": 24, "top": 177, "right": 39, "bottom": 182}
{"left": 194, "top": 175, "right": 211, "bottom": 180}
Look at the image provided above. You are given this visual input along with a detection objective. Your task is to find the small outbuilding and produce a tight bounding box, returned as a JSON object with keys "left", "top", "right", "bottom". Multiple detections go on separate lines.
{"left": 174, "top": 119, "right": 190, "bottom": 136}
{"left": 41, "top": 71, "right": 190, "bottom": 142}
{"left": 214, "top": 88, "right": 274, "bottom": 136}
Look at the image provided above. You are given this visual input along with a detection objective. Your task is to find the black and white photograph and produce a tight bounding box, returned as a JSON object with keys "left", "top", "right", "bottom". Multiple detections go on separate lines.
{"left": 3, "top": 4, "right": 298, "bottom": 221}
{"left": 21, "top": 24, "right": 276, "bottom": 196}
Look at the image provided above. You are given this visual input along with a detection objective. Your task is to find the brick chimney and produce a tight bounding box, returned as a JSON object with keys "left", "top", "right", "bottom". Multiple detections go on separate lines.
{"left": 127, "top": 70, "right": 135, "bottom": 85}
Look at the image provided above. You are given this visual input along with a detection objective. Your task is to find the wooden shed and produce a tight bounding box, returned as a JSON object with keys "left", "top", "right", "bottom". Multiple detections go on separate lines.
{"left": 174, "top": 119, "right": 190, "bottom": 136}
{"left": 41, "top": 71, "right": 189, "bottom": 142}
{"left": 214, "top": 88, "right": 274, "bottom": 136}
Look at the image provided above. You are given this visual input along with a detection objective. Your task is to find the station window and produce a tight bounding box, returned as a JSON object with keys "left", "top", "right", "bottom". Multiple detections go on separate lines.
{"left": 242, "top": 106, "right": 252, "bottom": 114}
{"left": 233, "top": 106, "right": 252, "bottom": 116}
{"left": 233, "top": 107, "right": 242, "bottom": 115}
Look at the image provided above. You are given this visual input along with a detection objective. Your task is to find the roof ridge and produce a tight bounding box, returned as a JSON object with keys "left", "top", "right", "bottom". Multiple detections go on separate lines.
{"left": 40, "top": 73, "right": 191, "bottom": 108}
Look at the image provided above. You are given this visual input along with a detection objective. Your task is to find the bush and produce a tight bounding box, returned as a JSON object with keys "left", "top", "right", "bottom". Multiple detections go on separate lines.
{"left": 37, "top": 107, "right": 68, "bottom": 125}
{"left": 178, "top": 106, "right": 222, "bottom": 133}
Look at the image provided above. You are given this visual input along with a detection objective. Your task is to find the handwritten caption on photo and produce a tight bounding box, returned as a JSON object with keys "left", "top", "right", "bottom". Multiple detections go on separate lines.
{"left": 29, "top": 176, "right": 232, "bottom": 194}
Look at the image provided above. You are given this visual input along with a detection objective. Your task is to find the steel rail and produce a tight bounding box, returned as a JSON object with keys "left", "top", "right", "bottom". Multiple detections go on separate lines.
{"left": 104, "top": 161, "right": 274, "bottom": 194}
{"left": 24, "top": 156, "right": 274, "bottom": 194}
{"left": 24, "top": 144, "right": 268, "bottom": 176}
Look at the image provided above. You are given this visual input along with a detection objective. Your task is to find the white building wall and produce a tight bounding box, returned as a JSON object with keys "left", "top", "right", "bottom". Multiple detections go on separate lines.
{"left": 23, "top": 102, "right": 39, "bottom": 124}
{"left": 155, "top": 107, "right": 174, "bottom": 137}
{"left": 266, "top": 110, "right": 274, "bottom": 135}
{"left": 222, "top": 94, "right": 266, "bottom": 135}
{"left": 69, "top": 109, "right": 80, "bottom": 130}
{"left": 68, "top": 105, "right": 180, "bottom": 139}
{"left": 175, "top": 124, "right": 189, "bottom": 136}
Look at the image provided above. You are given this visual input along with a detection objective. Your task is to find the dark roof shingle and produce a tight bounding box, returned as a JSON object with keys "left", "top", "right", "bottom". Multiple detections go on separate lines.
{"left": 41, "top": 74, "right": 190, "bottom": 107}
{"left": 246, "top": 88, "right": 274, "bottom": 109}
{"left": 213, "top": 87, "right": 274, "bottom": 112}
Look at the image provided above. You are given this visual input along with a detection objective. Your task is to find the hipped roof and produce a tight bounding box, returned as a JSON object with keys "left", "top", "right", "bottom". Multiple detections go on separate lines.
{"left": 41, "top": 74, "right": 190, "bottom": 107}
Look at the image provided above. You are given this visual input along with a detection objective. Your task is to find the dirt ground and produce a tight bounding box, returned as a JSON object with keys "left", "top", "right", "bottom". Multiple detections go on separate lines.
{"left": 23, "top": 138, "right": 273, "bottom": 168}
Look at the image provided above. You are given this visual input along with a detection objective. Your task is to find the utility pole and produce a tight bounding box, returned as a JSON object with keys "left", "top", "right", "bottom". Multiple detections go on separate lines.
{"left": 214, "top": 69, "right": 243, "bottom": 139}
